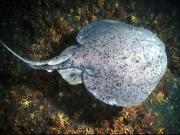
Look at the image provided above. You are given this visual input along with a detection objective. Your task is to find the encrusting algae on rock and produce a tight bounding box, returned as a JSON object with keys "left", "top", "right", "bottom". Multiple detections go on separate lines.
{"left": 0, "top": 0, "right": 180, "bottom": 134}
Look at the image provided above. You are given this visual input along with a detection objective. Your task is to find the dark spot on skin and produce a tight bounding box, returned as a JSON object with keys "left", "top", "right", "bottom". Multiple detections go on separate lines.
{"left": 116, "top": 82, "right": 121, "bottom": 87}
{"left": 121, "top": 57, "right": 127, "bottom": 60}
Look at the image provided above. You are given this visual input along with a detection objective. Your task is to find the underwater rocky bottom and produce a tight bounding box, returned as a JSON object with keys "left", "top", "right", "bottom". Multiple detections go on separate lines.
{"left": 0, "top": 0, "right": 180, "bottom": 134}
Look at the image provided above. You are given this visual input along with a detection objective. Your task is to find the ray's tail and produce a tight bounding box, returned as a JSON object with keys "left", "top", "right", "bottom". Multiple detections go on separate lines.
{"left": 0, "top": 40, "right": 72, "bottom": 70}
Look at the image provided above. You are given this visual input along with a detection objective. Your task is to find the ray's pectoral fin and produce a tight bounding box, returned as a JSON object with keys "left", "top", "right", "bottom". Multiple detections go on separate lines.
{"left": 82, "top": 71, "right": 120, "bottom": 106}
{"left": 58, "top": 68, "right": 83, "bottom": 85}
{"left": 57, "top": 66, "right": 101, "bottom": 85}
{"left": 56, "top": 45, "right": 84, "bottom": 85}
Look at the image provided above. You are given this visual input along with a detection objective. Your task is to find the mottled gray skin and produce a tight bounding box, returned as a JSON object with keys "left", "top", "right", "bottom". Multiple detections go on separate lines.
{"left": 73, "top": 20, "right": 167, "bottom": 106}
{"left": 0, "top": 20, "right": 167, "bottom": 107}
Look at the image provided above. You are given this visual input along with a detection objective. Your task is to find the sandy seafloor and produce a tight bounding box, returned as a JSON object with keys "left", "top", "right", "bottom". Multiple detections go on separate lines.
{"left": 0, "top": 0, "right": 179, "bottom": 134}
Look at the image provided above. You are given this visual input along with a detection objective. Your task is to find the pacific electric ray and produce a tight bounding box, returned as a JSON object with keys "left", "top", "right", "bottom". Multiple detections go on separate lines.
{"left": 0, "top": 20, "right": 167, "bottom": 107}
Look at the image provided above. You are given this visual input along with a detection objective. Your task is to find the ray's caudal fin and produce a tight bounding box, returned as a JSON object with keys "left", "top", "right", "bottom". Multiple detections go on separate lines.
{"left": 0, "top": 40, "right": 71, "bottom": 70}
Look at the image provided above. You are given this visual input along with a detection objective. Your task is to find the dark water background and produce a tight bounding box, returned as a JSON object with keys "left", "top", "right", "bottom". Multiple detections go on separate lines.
{"left": 0, "top": 0, "right": 179, "bottom": 134}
